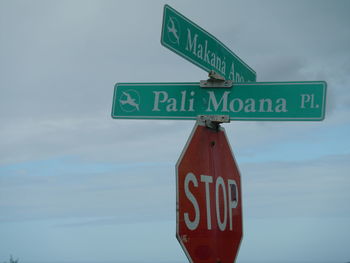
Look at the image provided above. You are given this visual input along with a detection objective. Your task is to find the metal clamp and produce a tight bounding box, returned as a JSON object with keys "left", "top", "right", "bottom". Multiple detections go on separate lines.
{"left": 200, "top": 70, "right": 233, "bottom": 88}
{"left": 197, "top": 115, "right": 230, "bottom": 130}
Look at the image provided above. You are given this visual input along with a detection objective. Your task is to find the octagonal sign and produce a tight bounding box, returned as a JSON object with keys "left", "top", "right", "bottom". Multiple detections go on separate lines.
{"left": 176, "top": 123, "right": 243, "bottom": 263}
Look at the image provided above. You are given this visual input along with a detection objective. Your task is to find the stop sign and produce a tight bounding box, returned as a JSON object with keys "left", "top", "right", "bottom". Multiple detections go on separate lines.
{"left": 176, "top": 123, "right": 243, "bottom": 263}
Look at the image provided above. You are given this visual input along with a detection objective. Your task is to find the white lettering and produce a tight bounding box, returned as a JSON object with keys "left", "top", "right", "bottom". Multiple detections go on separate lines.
{"left": 166, "top": 98, "right": 177, "bottom": 112}
{"left": 183, "top": 173, "right": 239, "bottom": 231}
{"left": 184, "top": 173, "right": 200, "bottom": 230}
{"left": 228, "top": 179, "right": 238, "bottom": 230}
{"left": 185, "top": 29, "right": 198, "bottom": 55}
{"left": 300, "top": 94, "right": 315, "bottom": 109}
{"left": 229, "top": 63, "right": 234, "bottom": 80}
{"left": 207, "top": 91, "right": 230, "bottom": 112}
{"left": 259, "top": 98, "right": 273, "bottom": 112}
{"left": 244, "top": 98, "right": 256, "bottom": 112}
{"left": 300, "top": 94, "right": 310, "bottom": 108}
{"left": 189, "top": 91, "right": 195, "bottom": 112}
{"left": 229, "top": 62, "right": 244, "bottom": 82}
{"left": 275, "top": 98, "right": 288, "bottom": 112}
{"left": 185, "top": 29, "right": 226, "bottom": 75}
{"left": 221, "top": 58, "right": 226, "bottom": 75}
{"left": 204, "top": 40, "right": 210, "bottom": 63}
{"left": 205, "top": 92, "right": 288, "bottom": 114}
{"left": 215, "top": 176, "right": 227, "bottom": 231}
{"left": 229, "top": 98, "right": 243, "bottom": 112}
{"left": 180, "top": 91, "right": 186, "bottom": 112}
{"left": 201, "top": 175, "right": 213, "bottom": 230}
{"left": 152, "top": 91, "right": 168, "bottom": 111}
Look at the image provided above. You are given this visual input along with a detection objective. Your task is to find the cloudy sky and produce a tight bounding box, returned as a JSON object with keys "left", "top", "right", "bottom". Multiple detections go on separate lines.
{"left": 1, "top": 1, "right": 350, "bottom": 262}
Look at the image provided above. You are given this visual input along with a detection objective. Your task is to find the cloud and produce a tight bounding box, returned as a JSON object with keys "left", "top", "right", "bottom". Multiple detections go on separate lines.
{"left": 1, "top": 152, "right": 349, "bottom": 224}
{"left": 1, "top": 2, "right": 350, "bottom": 262}
{"left": 1, "top": 0, "right": 349, "bottom": 168}
{"left": 0, "top": 156, "right": 175, "bottom": 223}
{"left": 241, "top": 153, "right": 350, "bottom": 218}
{"left": 0, "top": 0, "right": 349, "bottom": 224}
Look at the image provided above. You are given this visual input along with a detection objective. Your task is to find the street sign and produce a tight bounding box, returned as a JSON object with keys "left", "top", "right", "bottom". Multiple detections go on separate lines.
{"left": 161, "top": 5, "right": 256, "bottom": 82}
{"left": 111, "top": 81, "right": 327, "bottom": 121}
{"left": 176, "top": 122, "right": 243, "bottom": 263}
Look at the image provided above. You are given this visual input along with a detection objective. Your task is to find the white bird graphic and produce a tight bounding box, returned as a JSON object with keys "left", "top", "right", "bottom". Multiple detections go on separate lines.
{"left": 167, "top": 17, "right": 180, "bottom": 44}
{"left": 119, "top": 92, "right": 139, "bottom": 111}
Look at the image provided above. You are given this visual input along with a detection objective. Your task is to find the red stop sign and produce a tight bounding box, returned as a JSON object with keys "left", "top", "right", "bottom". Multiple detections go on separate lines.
{"left": 176, "top": 123, "right": 243, "bottom": 263}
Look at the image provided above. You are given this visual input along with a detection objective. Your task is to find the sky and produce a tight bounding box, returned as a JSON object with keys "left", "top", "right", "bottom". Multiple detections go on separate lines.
{"left": 0, "top": 0, "right": 350, "bottom": 262}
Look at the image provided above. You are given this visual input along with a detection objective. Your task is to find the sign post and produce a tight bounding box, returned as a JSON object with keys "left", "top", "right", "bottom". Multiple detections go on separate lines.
{"left": 176, "top": 121, "right": 243, "bottom": 263}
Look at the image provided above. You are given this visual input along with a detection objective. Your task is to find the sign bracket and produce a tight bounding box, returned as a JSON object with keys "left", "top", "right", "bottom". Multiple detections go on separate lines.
{"left": 197, "top": 114, "right": 230, "bottom": 130}
{"left": 200, "top": 70, "right": 233, "bottom": 88}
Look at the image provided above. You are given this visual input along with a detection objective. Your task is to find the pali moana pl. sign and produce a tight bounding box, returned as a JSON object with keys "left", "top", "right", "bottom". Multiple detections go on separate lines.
{"left": 161, "top": 4, "right": 256, "bottom": 82}
{"left": 111, "top": 81, "right": 327, "bottom": 121}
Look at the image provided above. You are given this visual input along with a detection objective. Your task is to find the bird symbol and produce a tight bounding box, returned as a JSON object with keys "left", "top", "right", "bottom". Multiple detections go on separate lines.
{"left": 119, "top": 92, "right": 139, "bottom": 111}
{"left": 167, "top": 17, "right": 180, "bottom": 44}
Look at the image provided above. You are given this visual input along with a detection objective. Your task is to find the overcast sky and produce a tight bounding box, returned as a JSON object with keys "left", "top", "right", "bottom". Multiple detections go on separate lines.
{"left": 1, "top": 1, "right": 350, "bottom": 263}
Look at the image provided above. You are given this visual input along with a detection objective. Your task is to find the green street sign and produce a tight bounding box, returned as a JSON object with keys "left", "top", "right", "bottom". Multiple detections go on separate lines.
{"left": 111, "top": 81, "right": 326, "bottom": 121}
{"left": 161, "top": 5, "right": 256, "bottom": 82}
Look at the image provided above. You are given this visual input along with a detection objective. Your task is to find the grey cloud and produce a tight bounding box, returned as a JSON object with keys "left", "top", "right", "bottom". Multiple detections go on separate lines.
{"left": 0, "top": 160, "right": 175, "bottom": 223}
{"left": 241, "top": 153, "right": 350, "bottom": 218}
{"left": 1, "top": 1, "right": 350, "bottom": 262}
{"left": 1, "top": 152, "right": 349, "bottom": 224}
{"left": 1, "top": 0, "right": 349, "bottom": 220}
